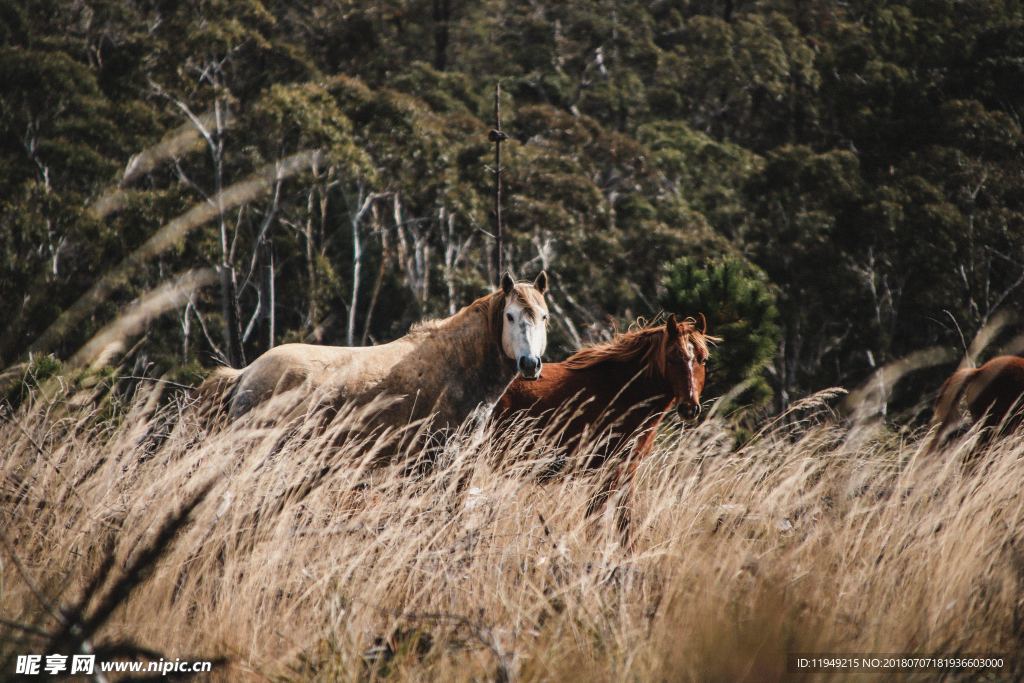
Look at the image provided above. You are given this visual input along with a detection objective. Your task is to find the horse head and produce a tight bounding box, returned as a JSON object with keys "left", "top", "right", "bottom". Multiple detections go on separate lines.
{"left": 662, "top": 314, "right": 710, "bottom": 420}
{"left": 500, "top": 271, "right": 549, "bottom": 380}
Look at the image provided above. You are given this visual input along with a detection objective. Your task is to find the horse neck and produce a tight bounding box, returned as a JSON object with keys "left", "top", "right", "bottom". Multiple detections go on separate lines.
{"left": 582, "top": 355, "right": 675, "bottom": 421}
{"left": 427, "top": 294, "right": 514, "bottom": 409}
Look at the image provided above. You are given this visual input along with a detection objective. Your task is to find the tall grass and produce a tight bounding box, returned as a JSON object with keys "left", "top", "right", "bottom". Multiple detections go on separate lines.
{"left": 1, "top": 383, "right": 1022, "bottom": 681}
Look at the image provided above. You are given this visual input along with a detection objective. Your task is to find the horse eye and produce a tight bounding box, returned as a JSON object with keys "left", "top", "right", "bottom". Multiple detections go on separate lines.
{"left": 506, "top": 313, "right": 514, "bottom": 322}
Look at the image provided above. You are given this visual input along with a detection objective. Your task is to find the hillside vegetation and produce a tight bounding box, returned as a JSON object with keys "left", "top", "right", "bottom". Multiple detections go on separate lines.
{"left": 2, "top": 1, "right": 1024, "bottom": 410}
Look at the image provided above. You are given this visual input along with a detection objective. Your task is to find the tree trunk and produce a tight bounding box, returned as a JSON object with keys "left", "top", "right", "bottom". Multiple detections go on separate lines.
{"left": 220, "top": 263, "right": 244, "bottom": 367}
{"left": 348, "top": 198, "right": 363, "bottom": 347}
{"left": 265, "top": 241, "right": 275, "bottom": 349}
{"left": 433, "top": 0, "right": 450, "bottom": 71}
{"left": 305, "top": 180, "right": 319, "bottom": 336}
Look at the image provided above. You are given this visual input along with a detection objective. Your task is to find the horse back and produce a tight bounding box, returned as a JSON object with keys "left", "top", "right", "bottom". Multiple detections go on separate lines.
{"left": 193, "top": 366, "right": 242, "bottom": 426}
{"left": 967, "top": 356, "right": 1024, "bottom": 425}
{"left": 228, "top": 342, "right": 393, "bottom": 419}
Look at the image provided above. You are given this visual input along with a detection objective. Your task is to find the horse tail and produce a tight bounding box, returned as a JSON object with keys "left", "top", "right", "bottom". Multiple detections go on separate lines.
{"left": 928, "top": 366, "right": 975, "bottom": 452}
{"left": 194, "top": 366, "right": 242, "bottom": 426}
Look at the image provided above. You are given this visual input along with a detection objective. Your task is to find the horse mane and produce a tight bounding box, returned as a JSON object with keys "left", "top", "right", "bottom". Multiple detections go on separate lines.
{"left": 563, "top": 318, "right": 714, "bottom": 376}
{"left": 407, "top": 284, "right": 543, "bottom": 342}
{"left": 407, "top": 290, "right": 502, "bottom": 339}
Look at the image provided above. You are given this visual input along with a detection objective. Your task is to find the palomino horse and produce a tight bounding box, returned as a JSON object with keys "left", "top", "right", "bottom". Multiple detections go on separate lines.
{"left": 931, "top": 355, "right": 1024, "bottom": 448}
{"left": 200, "top": 272, "right": 549, "bottom": 437}
{"left": 495, "top": 314, "right": 716, "bottom": 540}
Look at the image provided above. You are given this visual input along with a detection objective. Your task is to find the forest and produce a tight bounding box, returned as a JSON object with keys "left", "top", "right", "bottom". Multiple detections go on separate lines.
{"left": 3, "top": 0, "right": 1023, "bottom": 416}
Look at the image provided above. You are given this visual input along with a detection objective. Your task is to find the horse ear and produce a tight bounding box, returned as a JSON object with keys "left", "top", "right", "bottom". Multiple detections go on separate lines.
{"left": 501, "top": 271, "right": 515, "bottom": 295}
{"left": 697, "top": 312, "right": 707, "bottom": 335}
{"left": 533, "top": 270, "right": 548, "bottom": 295}
{"left": 666, "top": 314, "right": 680, "bottom": 340}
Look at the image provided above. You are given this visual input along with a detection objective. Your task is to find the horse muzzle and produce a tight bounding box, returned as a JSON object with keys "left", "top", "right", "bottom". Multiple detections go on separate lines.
{"left": 518, "top": 355, "right": 542, "bottom": 380}
{"left": 677, "top": 402, "right": 701, "bottom": 420}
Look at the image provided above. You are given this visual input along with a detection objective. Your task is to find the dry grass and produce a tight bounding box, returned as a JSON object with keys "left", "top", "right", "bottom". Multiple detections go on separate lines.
{"left": 1, "top": 383, "right": 1022, "bottom": 682}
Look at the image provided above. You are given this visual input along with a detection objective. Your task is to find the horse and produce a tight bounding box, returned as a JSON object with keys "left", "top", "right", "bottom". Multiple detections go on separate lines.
{"left": 494, "top": 314, "right": 716, "bottom": 541}
{"left": 198, "top": 272, "right": 549, "bottom": 440}
{"left": 930, "top": 355, "right": 1024, "bottom": 450}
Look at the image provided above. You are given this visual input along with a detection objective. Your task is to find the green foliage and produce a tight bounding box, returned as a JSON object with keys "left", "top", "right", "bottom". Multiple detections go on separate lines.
{"left": 249, "top": 82, "right": 371, "bottom": 173}
{"left": 2, "top": 353, "right": 62, "bottom": 406}
{"left": 649, "top": 11, "right": 819, "bottom": 148}
{"left": 661, "top": 257, "right": 780, "bottom": 409}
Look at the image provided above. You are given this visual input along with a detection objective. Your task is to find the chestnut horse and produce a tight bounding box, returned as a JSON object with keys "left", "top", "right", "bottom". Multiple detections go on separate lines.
{"left": 931, "top": 355, "right": 1024, "bottom": 449}
{"left": 199, "top": 272, "right": 549, "bottom": 437}
{"left": 495, "top": 314, "right": 716, "bottom": 539}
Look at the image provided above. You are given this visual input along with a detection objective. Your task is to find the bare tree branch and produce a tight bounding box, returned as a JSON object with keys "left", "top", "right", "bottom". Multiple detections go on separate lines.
{"left": 24, "top": 149, "right": 324, "bottom": 361}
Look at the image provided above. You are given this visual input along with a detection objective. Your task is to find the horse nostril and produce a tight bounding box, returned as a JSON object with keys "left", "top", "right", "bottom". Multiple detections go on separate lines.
{"left": 519, "top": 356, "right": 541, "bottom": 377}
{"left": 678, "top": 403, "right": 701, "bottom": 420}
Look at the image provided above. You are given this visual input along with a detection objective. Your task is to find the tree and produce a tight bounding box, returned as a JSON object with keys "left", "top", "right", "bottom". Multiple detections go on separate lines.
{"left": 660, "top": 256, "right": 780, "bottom": 411}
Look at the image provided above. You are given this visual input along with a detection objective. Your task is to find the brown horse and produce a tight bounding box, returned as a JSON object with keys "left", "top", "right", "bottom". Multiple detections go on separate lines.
{"left": 494, "top": 314, "right": 716, "bottom": 539}
{"left": 931, "top": 355, "right": 1024, "bottom": 448}
{"left": 198, "top": 272, "right": 549, "bottom": 438}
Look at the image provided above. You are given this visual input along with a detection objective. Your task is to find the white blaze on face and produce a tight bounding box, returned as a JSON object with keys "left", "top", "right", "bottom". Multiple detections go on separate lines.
{"left": 682, "top": 340, "right": 697, "bottom": 393}
{"left": 501, "top": 296, "right": 548, "bottom": 378}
